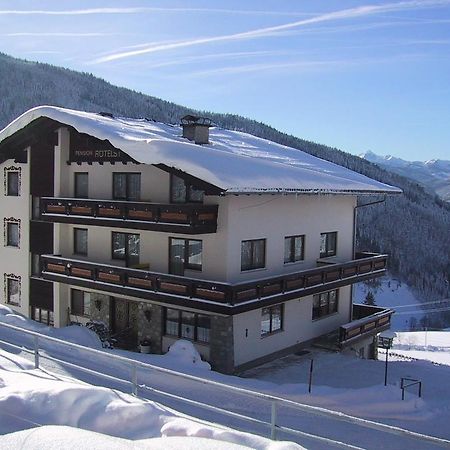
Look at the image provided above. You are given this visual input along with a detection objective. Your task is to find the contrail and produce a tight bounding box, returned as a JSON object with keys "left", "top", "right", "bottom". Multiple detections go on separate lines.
{"left": 91, "top": 0, "right": 450, "bottom": 64}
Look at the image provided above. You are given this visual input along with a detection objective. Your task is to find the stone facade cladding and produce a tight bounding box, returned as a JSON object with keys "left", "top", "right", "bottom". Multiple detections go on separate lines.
{"left": 138, "top": 302, "right": 163, "bottom": 354}
{"left": 209, "top": 315, "right": 234, "bottom": 374}
{"left": 89, "top": 293, "right": 110, "bottom": 325}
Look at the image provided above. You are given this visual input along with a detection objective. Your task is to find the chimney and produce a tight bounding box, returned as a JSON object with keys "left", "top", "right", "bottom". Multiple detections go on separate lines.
{"left": 181, "top": 115, "right": 214, "bottom": 145}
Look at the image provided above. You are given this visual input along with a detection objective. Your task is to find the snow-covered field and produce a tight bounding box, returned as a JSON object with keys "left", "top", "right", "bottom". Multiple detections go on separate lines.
{"left": 1, "top": 304, "right": 450, "bottom": 449}
{"left": 391, "top": 331, "right": 450, "bottom": 366}
{"left": 354, "top": 276, "right": 426, "bottom": 331}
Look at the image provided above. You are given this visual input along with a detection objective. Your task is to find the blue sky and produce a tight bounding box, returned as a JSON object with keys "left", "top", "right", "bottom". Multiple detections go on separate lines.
{"left": 1, "top": 0, "right": 449, "bottom": 161}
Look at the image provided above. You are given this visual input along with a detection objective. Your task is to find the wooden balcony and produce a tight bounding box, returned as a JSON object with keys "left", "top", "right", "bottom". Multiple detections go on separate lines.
{"left": 39, "top": 197, "right": 218, "bottom": 234}
{"left": 339, "top": 304, "right": 394, "bottom": 346}
{"left": 41, "top": 252, "right": 388, "bottom": 315}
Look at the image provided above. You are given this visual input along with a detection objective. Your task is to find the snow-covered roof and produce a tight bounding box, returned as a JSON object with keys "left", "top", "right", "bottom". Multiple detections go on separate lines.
{"left": 0, "top": 106, "right": 401, "bottom": 195}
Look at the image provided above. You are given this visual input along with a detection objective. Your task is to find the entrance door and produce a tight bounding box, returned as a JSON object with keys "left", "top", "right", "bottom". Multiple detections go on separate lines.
{"left": 110, "top": 297, "right": 138, "bottom": 349}
{"left": 169, "top": 238, "right": 185, "bottom": 275}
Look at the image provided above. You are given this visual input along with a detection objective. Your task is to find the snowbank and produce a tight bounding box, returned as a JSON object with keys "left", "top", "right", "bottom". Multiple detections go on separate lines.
{"left": 0, "top": 353, "right": 302, "bottom": 449}
{"left": 164, "top": 340, "right": 211, "bottom": 370}
{"left": 0, "top": 426, "right": 255, "bottom": 450}
{"left": 0, "top": 305, "right": 102, "bottom": 349}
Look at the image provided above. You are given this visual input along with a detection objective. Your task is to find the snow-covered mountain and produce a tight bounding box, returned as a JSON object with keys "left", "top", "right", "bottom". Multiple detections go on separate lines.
{"left": 360, "top": 150, "right": 450, "bottom": 202}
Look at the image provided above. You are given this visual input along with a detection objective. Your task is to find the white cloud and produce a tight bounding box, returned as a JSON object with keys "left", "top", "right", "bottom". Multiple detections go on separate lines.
{"left": 5, "top": 32, "right": 111, "bottom": 37}
{"left": 91, "top": 0, "right": 450, "bottom": 64}
{"left": 0, "top": 7, "right": 314, "bottom": 17}
{"left": 180, "top": 54, "right": 423, "bottom": 78}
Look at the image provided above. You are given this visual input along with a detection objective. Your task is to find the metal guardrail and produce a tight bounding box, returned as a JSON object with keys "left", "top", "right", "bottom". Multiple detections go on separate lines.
{"left": 401, "top": 378, "right": 422, "bottom": 401}
{"left": 0, "top": 322, "right": 449, "bottom": 448}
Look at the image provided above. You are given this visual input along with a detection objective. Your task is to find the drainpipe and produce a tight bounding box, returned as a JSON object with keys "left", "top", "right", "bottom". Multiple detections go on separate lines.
{"left": 350, "top": 195, "right": 387, "bottom": 321}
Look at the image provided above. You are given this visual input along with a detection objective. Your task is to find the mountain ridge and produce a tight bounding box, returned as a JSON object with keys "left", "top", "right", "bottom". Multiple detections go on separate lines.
{"left": 360, "top": 150, "right": 450, "bottom": 202}
{"left": 1, "top": 52, "right": 449, "bottom": 326}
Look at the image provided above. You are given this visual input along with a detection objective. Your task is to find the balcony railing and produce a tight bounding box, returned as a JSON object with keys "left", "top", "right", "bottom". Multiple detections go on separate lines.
{"left": 339, "top": 304, "right": 393, "bottom": 345}
{"left": 39, "top": 197, "right": 218, "bottom": 234}
{"left": 41, "top": 252, "right": 388, "bottom": 314}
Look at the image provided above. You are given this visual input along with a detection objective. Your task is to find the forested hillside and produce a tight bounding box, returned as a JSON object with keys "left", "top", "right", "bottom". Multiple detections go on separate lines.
{"left": 1, "top": 52, "right": 449, "bottom": 324}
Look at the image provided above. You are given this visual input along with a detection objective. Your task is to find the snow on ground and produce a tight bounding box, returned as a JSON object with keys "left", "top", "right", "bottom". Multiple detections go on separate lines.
{"left": 1, "top": 427, "right": 252, "bottom": 450}
{"left": 0, "top": 349, "right": 300, "bottom": 449}
{"left": 391, "top": 331, "right": 450, "bottom": 365}
{"left": 1, "top": 306, "right": 450, "bottom": 448}
{"left": 354, "top": 276, "right": 426, "bottom": 331}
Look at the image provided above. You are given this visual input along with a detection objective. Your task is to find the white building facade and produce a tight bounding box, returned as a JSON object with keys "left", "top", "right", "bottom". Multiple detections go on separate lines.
{"left": 0, "top": 107, "right": 400, "bottom": 373}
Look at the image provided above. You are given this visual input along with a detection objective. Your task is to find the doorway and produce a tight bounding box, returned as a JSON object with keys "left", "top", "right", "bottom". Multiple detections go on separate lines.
{"left": 112, "top": 232, "right": 140, "bottom": 267}
{"left": 110, "top": 297, "right": 138, "bottom": 349}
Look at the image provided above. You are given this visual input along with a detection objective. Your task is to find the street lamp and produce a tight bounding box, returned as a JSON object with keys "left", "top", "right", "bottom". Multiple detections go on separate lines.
{"left": 378, "top": 331, "right": 397, "bottom": 386}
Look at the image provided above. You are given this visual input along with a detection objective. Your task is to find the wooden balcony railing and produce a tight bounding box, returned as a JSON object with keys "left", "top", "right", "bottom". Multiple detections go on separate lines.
{"left": 339, "top": 304, "right": 393, "bottom": 345}
{"left": 39, "top": 197, "right": 218, "bottom": 234}
{"left": 41, "top": 252, "right": 388, "bottom": 314}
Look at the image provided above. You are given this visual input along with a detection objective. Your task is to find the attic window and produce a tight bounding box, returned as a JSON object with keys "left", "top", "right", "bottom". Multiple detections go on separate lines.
{"left": 170, "top": 174, "right": 204, "bottom": 203}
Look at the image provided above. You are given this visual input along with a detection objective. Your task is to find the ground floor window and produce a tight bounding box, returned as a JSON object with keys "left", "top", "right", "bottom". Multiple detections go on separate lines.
{"left": 32, "top": 306, "right": 54, "bottom": 326}
{"left": 4, "top": 274, "right": 21, "bottom": 306}
{"left": 164, "top": 308, "right": 211, "bottom": 343}
{"left": 312, "top": 289, "right": 338, "bottom": 320}
{"left": 71, "top": 289, "right": 91, "bottom": 317}
{"left": 261, "top": 304, "right": 283, "bottom": 336}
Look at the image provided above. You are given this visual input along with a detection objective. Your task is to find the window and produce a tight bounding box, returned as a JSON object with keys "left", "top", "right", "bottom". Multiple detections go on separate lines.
{"left": 241, "top": 239, "right": 266, "bottom": 271}
{"left": 4, "top": 167, "right": 20, "bottom": 196}
{"left": 73, "top": 228, "right": 88, "bottom": 255}
{"left": 170, "top": 174, "right": 204, "bottom": 203}
{"left": 4, "top": 219, "right": 20, "bottom": 247}
{"left": 164, "top": 308, "right": 211, "bottom": 343}
{"left": 261, "top": 304, "right": 283, "bottom": 336}
{"left": 312, "top": 289, "right": 338, "bottom": 320}
{"left": 74, "top": 172, "right": 88, "bottom": 198}
{"left": 320, "top": 232, "right": 337, "bottom": 258}
{"left": 112, "top": 232, "right": 140, "bottom": 266}
{"left": 5, "top": 274, "right": 21, "bottom": 306}
{"left": 169, "top": 238, "right": 202, "bottom": 274}
{"left": 284, "top": 235, "right": 305, "bottom": 263}
{"left": 113, "top": 173, "right": 140, "bottom": 201}
{"left": 71, "top": 289, "right": 91, "bottom": 316}
{"left": 32, "top": 307, "right": 54, "bottom": 326}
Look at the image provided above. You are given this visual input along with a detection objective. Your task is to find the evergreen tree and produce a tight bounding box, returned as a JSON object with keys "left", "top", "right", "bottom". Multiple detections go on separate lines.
{"left": 364, "top": 291, "right": 376, "bottom": 306}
